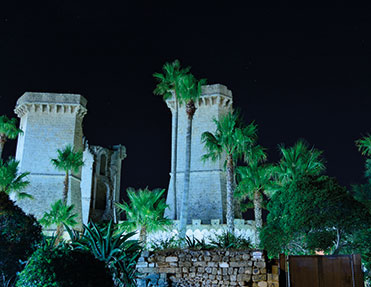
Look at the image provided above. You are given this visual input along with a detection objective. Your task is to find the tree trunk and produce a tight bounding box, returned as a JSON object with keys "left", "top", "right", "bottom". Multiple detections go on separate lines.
{"left": 0, "top": 134, "right": 6, "bottom": 160}
{"left": 54, "top": 224, "right": 64, "bottom": 246}
{"left": 179, "top": 100, "right": 195, "bottom": 240}
{"left": 226, "top": 154, "right": 235, "bottom": 234}
{"left": 139, "top": 226, "right": 147, "bottom": 244}
{"left": 254, "top": 190, "right": 263, "bottom": 245}
{"left": 62, "top": 171, "right": 69, "bottom": 205}
{"left": 171, "top": 97, "right": 179, "bottom": 219}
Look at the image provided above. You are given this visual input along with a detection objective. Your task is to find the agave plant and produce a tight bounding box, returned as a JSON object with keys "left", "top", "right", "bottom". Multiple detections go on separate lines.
{"left": 70, "top": 221, "right": 142, "bottom": 287}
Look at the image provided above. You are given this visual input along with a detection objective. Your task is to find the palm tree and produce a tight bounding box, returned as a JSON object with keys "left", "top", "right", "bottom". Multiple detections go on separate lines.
{"left": 236, "top": 153, "right": 273, "bottom": 244}
{"left": 356, "top": 134, "right": 371, "bottom": 157}
{"left": 0, "top": 115, "right": 23, "bottom": 159}
{"left": 178, "top": 74, "right": 206, "bottom": 239}
{"left": 51, "top": 145, "right": 84, "bottom": 205}
{"left": 115, "top": 188, "right": 171, "bottom": 244}
{"left": 201, "top": 111, "right": 259, "bottom": 234}
{"left": 153, "top": 60, "right": 190, "bottom": 219}
{"left": 275, "top": 139, "right": 325, "bottom": 186}
{"left": 39, "top": 199, "right": 78, "bottom": 243}
{"left": 0, "top": 158, "right": 31, "bottom": 200}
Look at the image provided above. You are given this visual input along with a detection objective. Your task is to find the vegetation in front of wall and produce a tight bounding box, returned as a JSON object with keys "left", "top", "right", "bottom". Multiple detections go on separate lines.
{"left": 67, "top": 221, "right": 142, "bottom": 287}
{"left": 0, "top": 158, "right": 42, "bottom": 285}
{"left": 148, "top": 231, "right": 252, "bottom": 252}
{"left": 16, "top": 242, "right": 114, "bottom": 287}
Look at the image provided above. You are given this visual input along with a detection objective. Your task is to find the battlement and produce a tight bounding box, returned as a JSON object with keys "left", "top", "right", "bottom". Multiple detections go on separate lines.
{"left": 166, "top": 84, "right": 233, "bottom": 111}
{"left": 14, "top": 92, "right": 87, "bottom": 118}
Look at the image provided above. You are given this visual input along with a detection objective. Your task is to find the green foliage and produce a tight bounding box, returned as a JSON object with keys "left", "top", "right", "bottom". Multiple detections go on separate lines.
{"left": 236, "top": 162, "right": 275, "bottom": 210}
{"left": 0, "top": 192, "right": 42, "bottom": 283}
{"left": 39, "top": 200, "right": 78, "bottom": 229}
{"left": 202, "top": 111, "right": 259, "bottom": 165}
{"left": 116, "top": 188, "right": 172, "bottom": 242}
{"left": 356, "top": 134, "right": 371, "bottom": 157}
{"left": 185, "top": 236, "right": 213, "bottom": 250}
{"left": 0, "top": 116, "right": 22, "bottom": 140}
{"left": 208, "top": 231, "right": 252, "bottom": 250}
{"left": 149, "top": 236, "right": 182, "bottom": 251}
{"left": 69, "top": 221, "right": 142, "bottom": 287}
{"left": 274, "top": 139, "right": 325, "bottom": 186}
{"left": 51, "top": 145, "right": 84, "bottom": 174}
{"left": 177, "top": 73, "right": 206, "bottom": 105}
{"left": 153, "top": 59, "right": 191, "bottom": 100}
{"left": 260, "top": 175, "right": 368, "bottom": 257}
{"left": 16, "top": 244, "right": 113, "bottom": 287}
{"left": 0, "top": 158, "right": 31, "bottom": 199}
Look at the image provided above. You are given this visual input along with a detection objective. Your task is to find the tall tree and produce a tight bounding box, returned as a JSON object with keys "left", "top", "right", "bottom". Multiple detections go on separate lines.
{"left": 51, "top": 145, "right": 83, "bottom": 238}
{"left": 236, "top": 153, "right": 273, "bottom": 244}
{"left": 115, "top": 188, "right": 171, "bottom": 244}
{"left": 260, "top": 175, "right": 368, "bottom": 256}
{"left": 0, "top": 158, "right": 31, "bottom": 200}
{"left": 274, "top": 139, "right": 325, "bottom": 187}
{"left": 202, "top": 111, "right": 258, "bottom": 234}
{"left": 153, "top": 60, "right": 190, "bottom": 219}
{"left": 0, "top": 115, "right": 23, "bottom": 159}
{"left": 51, "top": 145, "right": 84, "bottom": 205}
{"left": 178, "top": 74, "right": 206, "bottom": 239}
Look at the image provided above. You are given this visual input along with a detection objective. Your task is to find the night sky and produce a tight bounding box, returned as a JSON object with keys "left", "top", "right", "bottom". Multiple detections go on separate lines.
{"left": 0, "top": 2, "right": 370, "bottom": 209}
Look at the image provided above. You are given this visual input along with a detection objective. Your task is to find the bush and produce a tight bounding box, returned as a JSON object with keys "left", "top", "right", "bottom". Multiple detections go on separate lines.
{"left": 0, "top": 192, "right": 42, "bottom": 282}
{"left": 208, "top": 231, "right": 252, "bottom": 249}
{"left": 16, "top": 245, "right": 113, "bottom": 287}
{"left": 68, "top": 221, "right": 142, "bottom": 287}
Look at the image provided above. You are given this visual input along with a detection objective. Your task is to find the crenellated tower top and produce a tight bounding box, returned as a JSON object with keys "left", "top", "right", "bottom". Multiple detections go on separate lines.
{"left": 14, "top": 92, "right": 87, "bottom": 119}
{"left": 166, "top": 84, "right": 233, "bottom": 111}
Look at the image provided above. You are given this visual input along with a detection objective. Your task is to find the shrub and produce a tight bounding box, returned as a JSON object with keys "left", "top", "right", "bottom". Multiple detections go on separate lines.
{"left": 208, "top": 231, "right": 252, "bottom": 249}
{"left": 16, "top": 245, "right": 113, "bottom": 287}
{"left": 68, "top": 221, "right": 142, "bottom": 287}
{"left": 0, "top": 192, "right": 42, "bottom": 283}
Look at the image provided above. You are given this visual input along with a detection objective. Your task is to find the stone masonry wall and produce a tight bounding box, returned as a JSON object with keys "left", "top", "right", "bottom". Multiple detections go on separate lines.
{"left": 136, "top": 249, "right": 279, "bottom": 287}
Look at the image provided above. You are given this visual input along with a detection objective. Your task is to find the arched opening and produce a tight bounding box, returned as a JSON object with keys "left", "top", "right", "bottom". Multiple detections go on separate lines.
{"left": 100, "top": 154, "right": 106, "bottom": 175}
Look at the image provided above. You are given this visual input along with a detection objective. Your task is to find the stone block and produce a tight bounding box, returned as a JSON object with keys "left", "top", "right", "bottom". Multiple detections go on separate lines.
{"left": 258, "top": 282, "right": 268, "bottom": 287}
{"left": 219, "top": 262, "right": 229, "bottom": 268}
{"left": 165, "top": 256, "right": 178, "bottom": 262}
{"left": 271, "top": 265, "right": 278, "bottom": 275}
{"left": 252, "top": 275, "right": 267, "bottom": 282}
{"left": 254, "top": 261, "right": 266, "bottom": 268}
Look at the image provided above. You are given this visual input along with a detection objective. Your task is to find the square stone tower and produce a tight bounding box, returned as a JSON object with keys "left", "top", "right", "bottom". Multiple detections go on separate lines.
{"left": 14, "top": 93, "right": 87, "bottom": 226}
{"left": 164, "top": 84, "right": 233, "bottom": 224}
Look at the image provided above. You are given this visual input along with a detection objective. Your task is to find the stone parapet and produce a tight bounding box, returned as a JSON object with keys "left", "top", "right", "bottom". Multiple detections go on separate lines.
{"left": 15, "top": 92, "right": 87, "bottom": 118}
{"left": 136, "top": 249, "right": 279, "bottom": 287}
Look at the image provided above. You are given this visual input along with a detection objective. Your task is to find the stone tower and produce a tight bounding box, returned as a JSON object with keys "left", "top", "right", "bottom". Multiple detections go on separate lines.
{"left": 164, "top": 84, "right": 233, "bottom": 224}
{"left": 14, "top": 93, "right": 87, "bottom": 226}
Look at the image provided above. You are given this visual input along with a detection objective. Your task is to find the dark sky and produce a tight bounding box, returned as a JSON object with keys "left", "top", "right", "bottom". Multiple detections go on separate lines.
{"left": 0, "top": 2, "right": 370, "bottom": 199}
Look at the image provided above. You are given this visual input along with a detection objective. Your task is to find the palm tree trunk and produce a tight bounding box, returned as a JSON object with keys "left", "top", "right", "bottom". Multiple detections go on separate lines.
{"left": 54, "top": 224, "right": 64, "bottom": 246}
{"left": 226, "top": 154, "right": 235, "bottom": 234}
{"left": 0, "top": 135, "right": 6, "bottom": 160}
{"left": 171, "top": 97, "right": 179, "bottom": 219}
{"left": 254, "top": 190, "right": 263, "bottom": 245}
{"left": 62, "top": 171, "right": 69, "bottom": 205}
{"left": 179, "top": 100, "right": 195, "bottom": 239}
{"left": 139, "top": 226, "right": 147, "bottom": 244}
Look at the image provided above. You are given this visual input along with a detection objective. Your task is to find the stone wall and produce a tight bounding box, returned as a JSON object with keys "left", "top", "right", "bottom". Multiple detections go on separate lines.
{"left": 136, "top": 249, "right": 279, "bottom": 287}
